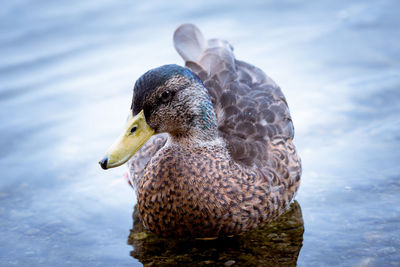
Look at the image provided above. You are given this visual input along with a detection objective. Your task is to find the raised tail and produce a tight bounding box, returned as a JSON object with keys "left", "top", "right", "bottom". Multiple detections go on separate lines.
{"left": 173, "top": 23, "right": 207, "bottom": 62}
{"left": 173, "top": 24, "right": 236, "bottom": 77}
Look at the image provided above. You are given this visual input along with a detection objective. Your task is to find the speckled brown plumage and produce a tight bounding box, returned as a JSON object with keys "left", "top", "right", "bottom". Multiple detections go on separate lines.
{"left": 126, "top": 24, "right": 301, "bottom": 237}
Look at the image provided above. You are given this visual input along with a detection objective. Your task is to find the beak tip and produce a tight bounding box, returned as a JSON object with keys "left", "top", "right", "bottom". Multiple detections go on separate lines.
{"left": 99, "top": 157, "right": 109, "bottom": 170}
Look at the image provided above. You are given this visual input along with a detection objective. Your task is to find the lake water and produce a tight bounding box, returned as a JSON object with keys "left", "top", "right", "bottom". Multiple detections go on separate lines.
{"left": 1, "top": 0, "right": 399, "bottom": 266}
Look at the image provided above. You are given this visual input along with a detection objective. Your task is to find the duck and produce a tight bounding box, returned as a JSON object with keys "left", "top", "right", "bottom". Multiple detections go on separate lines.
{"left": 99, "top": 23, "right": 301, "bottom": 237}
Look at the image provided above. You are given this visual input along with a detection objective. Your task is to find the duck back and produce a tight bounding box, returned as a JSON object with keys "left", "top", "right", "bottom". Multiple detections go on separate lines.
{"left": 174, "top": 24, "right": 298, "bottom": 169}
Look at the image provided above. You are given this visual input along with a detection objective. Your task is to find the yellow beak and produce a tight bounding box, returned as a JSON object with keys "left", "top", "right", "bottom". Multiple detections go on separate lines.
{"left": 99, "top": 110, "right": 154, "bottom": 169}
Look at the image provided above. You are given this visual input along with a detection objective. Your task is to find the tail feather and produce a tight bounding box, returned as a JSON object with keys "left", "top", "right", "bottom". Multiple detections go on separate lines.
{"left": 173, "top": 23, "right": 206, "bottom": 62}
{"left": 174, "top": 24, "right": 236, "bottom": 79}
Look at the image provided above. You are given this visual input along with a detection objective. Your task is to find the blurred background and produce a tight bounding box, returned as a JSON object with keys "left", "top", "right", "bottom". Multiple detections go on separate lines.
{"left": 0, "top": 0, "right": 399, "bottom": 266}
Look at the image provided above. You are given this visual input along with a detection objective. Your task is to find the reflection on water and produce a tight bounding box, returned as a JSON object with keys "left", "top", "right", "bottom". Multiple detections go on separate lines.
{"left": 129, "top": 201, "right": 304, "bottom": 266}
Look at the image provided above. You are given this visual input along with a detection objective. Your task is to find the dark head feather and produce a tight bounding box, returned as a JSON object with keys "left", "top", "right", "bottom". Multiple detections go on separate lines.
{"left": 131, "top": 64, "right": 200, "bottom": 116}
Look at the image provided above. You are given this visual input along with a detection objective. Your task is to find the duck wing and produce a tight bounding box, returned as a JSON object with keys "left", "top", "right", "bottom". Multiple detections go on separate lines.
{"left": 174, "top": 24, "right": 295, "bottom": 167}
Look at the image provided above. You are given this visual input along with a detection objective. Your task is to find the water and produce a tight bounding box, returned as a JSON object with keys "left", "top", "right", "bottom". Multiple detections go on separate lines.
{"left": 0, "top": 0, "right": 399, "bottom": 266}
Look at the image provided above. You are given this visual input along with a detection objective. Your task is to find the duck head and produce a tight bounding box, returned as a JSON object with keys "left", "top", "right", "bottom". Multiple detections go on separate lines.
{"left": 99, "top": 64, "right": 217, "bottom": 170}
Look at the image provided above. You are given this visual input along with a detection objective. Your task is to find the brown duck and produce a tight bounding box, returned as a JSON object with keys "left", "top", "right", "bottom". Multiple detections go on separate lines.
{"left": 99, "top": 24, "right": 301, "bottom": 237}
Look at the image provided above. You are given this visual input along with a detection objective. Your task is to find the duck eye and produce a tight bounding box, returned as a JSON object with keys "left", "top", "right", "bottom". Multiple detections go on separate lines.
{"left": 130, "top": 125, "right": 137, "bottom": 134}
{"left": 161, "top": 90, "right": 172, "bottom": 103}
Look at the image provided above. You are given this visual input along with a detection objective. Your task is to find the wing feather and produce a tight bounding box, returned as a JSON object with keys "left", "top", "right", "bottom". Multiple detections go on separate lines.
{"left": 173, "top": 24, "right": 295, "bottom": 168}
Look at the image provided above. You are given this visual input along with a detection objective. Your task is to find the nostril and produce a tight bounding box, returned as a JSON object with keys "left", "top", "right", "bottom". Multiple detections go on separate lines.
{"left": 99, "top": 157, "right": 108, "bottom": 170}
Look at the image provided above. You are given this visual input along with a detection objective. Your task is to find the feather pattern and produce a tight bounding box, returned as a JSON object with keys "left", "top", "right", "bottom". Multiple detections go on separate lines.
{"left": 125, "top": 24, "right": 301, "bottom": 237}
{"left": 174, "top": 24, "right": 295, "bottom": 168}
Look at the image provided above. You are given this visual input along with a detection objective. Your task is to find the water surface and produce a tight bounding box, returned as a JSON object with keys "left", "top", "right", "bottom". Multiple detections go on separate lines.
{"left": 0, "top": 0, "right": 399, "bottom": 266}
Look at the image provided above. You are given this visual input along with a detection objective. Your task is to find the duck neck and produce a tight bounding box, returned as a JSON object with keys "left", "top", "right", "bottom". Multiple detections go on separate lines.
{"left": 169, "top": 83, "right": 220, "bottom": 147}
{"left": 168, "top": 115, "right": 220, "bottom": 147}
